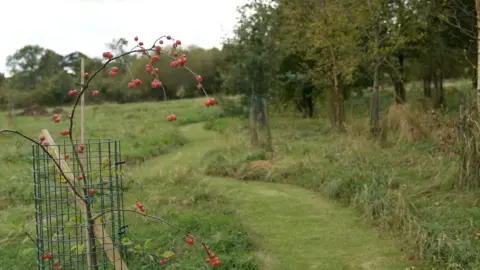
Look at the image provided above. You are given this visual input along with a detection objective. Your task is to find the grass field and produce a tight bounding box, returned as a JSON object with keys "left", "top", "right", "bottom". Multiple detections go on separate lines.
{"left": 0, "top": 98, "right": 416, "bottom": 270}
{"left": 0, "top": 93, "right": 473, "bottom": 269}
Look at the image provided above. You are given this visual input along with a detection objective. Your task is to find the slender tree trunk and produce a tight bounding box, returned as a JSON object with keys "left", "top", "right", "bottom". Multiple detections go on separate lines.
{"left": 331, "top": 49, "right": 344, "bottom": 130}
{"left": 423, "top": 76, "right": 431, "bottom": 98}
{"left": 368, "top": 0, "right": 381, "bottom": 136}
{"left": 370, "top": 62, "right": 380, "bottom": 133}
{"left": 262, "top": 96, "right": 273, "bottom": 151}
{"left": 394, "top": 53, "right": 406, "bottom": 104}
{"left": 249, "top": 91, "right": 258, "bottom": 146}
{"left": 433, "top": 70, "right": 441, "bottom": 109}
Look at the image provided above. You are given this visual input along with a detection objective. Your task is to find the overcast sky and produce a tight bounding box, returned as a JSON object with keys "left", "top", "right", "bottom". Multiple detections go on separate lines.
{"left": 0, "top": 0, "right": 246, "bottom": 76}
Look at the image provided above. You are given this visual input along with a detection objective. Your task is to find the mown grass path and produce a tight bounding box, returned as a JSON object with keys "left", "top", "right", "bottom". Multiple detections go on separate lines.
{"left": 139, "top": 123, "right": 411, "bottom": 270}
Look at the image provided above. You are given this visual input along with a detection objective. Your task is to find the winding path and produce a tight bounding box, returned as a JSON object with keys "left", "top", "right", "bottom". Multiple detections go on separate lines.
{"left": 138, "top": 123, "right": 410, "bottom": 270}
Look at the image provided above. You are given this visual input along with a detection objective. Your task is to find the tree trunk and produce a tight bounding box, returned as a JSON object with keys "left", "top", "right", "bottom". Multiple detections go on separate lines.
{"left": 423, "top": 76, "right": 431, "bottom": 98}
{"left": 249, "top": 93, "right": 258, "bottom": 146}
{"left": 370, "top": 62, "right": 380, "bottom": 134}
{"left": 331, "top": 49, "right": 344, "bottom": 130}
{"left": 432, "top": 69, "right": 444, "bottom": 109}
{"left": 473, "top": 66, "right": 478, "bottom": 90}
{"left": 368, "top": 0, "right": 381, "bottom": 136}
{"left": 394, "top": 53, "right": 406, "bottom": 104}
{"left": 261, "top": 96, "right": 273, "bottom": 151}
{"left": 303, "top": 85, "right": 314, "bottom": 118}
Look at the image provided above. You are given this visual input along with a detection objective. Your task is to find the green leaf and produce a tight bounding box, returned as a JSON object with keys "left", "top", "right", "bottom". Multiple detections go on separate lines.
{"left": 144, "top": 238, "right": 152, "bottom": 249}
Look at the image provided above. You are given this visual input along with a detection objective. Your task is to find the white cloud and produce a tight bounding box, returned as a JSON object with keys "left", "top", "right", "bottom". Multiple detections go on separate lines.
{"left": 0, "top": 0, "right": 245, "bottom": 76}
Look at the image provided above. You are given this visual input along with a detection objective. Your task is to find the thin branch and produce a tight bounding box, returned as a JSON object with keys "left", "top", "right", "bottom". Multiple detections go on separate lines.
{"left": 93, "top": 208, "right": 213, "bottom": 254}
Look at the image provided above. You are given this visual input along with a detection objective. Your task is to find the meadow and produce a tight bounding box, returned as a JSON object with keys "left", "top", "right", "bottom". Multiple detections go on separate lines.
{"left": 0, "top": 84, "right": 478, "bottom": 269}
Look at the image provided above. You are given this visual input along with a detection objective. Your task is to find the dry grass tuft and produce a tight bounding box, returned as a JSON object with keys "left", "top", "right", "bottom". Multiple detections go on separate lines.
{"left": 384, "top": 104, "right": 429, "bottom": 142}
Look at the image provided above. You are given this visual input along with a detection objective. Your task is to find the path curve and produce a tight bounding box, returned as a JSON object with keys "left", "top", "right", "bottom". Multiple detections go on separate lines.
{"left": 146, "top": 123, "right": 410, "bottom": 270}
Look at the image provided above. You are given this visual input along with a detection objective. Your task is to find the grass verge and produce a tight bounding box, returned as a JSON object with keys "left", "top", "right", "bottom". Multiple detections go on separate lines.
{"left": 202, "top": 116, "right": 480, "bottom": 269}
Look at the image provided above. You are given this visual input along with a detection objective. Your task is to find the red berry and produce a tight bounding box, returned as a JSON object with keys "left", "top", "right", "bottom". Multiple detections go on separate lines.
{"left": 128, "top": 82, "right": 135, "bottom": 88}
{"left": 209, "top": 97, "right": 216, "bottom": 105}
{"left": 43, "top": 141, "right": 49, "bottom": 146}
{"left": 173, "top": 44, "right": 178, "bottom": 49}
{"left": 151, "top": 55, "right": 159, "bottom": 63}
{"left": 159, "top": 259, "right": 168, "bottom": 265}
{"left": 53, "top": 261, "right": 59, "bottom": 267}
{"left": 83, "top": 72, "right": 88, "bottom": 77}
{"left": 210, "top": 253, "right": 216, "bottom": 259}
{"left": 176, "top": 40, "right": 181, "bottom": 45}
{"left": 212, "top": 260, "right": 221, "bottom": 267}
{"left": 78, "top": 175, "right": 83, "bottom": 180}
{"left": 88, "top": 189, "right": 95, "bottom": 196}
{"left": 173, "top": 51, "right": 178, "bottom": 57}
{"left": 205, "top": 258, "right": 211, "bottom": 263}
{"left": 159, "top": 40, "right": 164, "bottom": 44}
{"left": 185, "top": 236, "right": 194, "bottom": 245}
{"left": 134, "top": 36, "right": 138, "bottom": 41}
{"left": 167, "top": 35, "right": 171, "bottom": 40}
{"left": 155, "top": 45, "right": 161, "bottom": 51}
{"left": 205, "top": 100, "right": 212, "bottom": 107}
{"left": 64, "top": 153, "right": 70, "bottom": 159}
{"left": 139, "top": 41, "right": 144, "bottom": 46}
{"left": 167, "top": 114, "right": 177, "bottom": 122}
{"left": 55, "top": 118, "right": 61, "bottom": 123}
{"left": 109, "top": 70, "right": 117, "bottom": 77}
{"left": 151, "top": 79, "right": 162, "bottom": 88}
{"left": 196, "top": 75, "right": 202, "bottom": 82}
{"left": 40, "top": 136, "right": 46, "bottom": 141}
{"left": 111, "top": 67, "right": 119, "bottom": 72}
{"left": 92, "top": 90, "right": 100, "bottom": 97}
{"left": 103, "top": 52, "right": 113, "bottom": 59}
{"left": 43, "top": 253, "right": 53, "bottom": 260}
{"left": 134, "top": 79, "right": 143, "bottom": 86}
{"left": 57, "top": 267, "right": 62, "bottom": 270}
{"left": 197, "top": 83, "right": 202, "bottom": 89}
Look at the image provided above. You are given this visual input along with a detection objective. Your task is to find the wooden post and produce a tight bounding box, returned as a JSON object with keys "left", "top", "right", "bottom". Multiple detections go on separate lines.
{"left": 39, "top": 130, "right": 128, "bottom": 269}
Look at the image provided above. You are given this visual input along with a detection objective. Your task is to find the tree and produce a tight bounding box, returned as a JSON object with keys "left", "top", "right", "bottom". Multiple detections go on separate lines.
{"left": 276, "top": 0, "right": 365, "bottom": 129}
{"left": 224, "top": 0, "right": 278, "bottom": 149}
{"left": 6, "top": 45, "right": 46, "bottom": 90}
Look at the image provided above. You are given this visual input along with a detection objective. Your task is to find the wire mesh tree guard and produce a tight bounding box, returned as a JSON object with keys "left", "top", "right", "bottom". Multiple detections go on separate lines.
{"left": 33, "top": 135, "right": 127, "bottom": 270}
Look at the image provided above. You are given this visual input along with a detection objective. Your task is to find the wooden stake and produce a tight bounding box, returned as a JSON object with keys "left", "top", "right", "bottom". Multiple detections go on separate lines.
{"left": 40, "top": 129, "right": 128, "bottom": 269}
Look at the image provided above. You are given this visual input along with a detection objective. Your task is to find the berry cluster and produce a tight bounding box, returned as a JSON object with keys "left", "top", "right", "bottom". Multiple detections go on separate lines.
{"left": 40, "top": 253, "right": 63, "bottom": 270}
